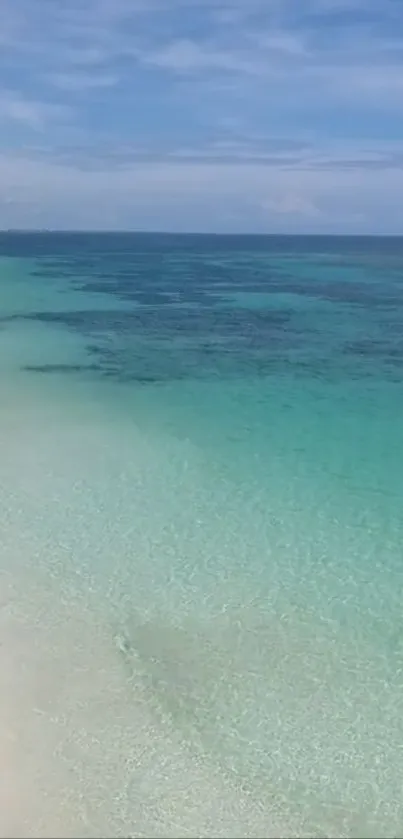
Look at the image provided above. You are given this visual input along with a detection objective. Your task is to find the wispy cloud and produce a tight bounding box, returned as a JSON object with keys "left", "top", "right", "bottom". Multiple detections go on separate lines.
{"left": 0, "top": 90, "right": 72, "bottom": 129}
{"left": 47, "top": 72, "right": 119, "bottom": 92}
{"left": 136, "top": 38, "right": 262, "bottom": 75}
{"left": 262, "top": 194, "right": 322, "bottom": 218}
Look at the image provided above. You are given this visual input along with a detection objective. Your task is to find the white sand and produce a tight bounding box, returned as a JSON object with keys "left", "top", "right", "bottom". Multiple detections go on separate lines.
{"left": 0, "top": 566, "right": 284, "bottom": 839}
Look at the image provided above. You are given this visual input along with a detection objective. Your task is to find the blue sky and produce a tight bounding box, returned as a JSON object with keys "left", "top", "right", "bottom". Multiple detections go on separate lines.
{"left": 0, "top": 0, "right": 402, "bottom": 232}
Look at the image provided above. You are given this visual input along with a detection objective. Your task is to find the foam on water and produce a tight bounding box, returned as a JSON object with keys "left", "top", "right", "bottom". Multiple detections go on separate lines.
{"left": 1, "top": 234, "right": 403, "bottom": 837}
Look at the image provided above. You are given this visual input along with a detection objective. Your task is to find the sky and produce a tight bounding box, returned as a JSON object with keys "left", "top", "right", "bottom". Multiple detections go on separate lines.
{"left": 0, "top": 0, "right": 402, "bottom": 233}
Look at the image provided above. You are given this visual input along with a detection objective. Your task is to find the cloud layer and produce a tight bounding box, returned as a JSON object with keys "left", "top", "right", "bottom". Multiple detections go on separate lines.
{"left": 0, "top": 0, "right": 402, "bottom": 231}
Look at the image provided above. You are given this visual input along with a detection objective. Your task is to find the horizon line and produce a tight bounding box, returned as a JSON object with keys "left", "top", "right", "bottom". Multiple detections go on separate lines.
{"left": 1, "top": 229, "right": 402, "bottom": 238}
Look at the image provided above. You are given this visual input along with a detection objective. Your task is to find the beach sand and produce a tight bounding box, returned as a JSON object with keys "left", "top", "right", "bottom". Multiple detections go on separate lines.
{"left": 0, "top": 565, "right": 284, "bottom": 839}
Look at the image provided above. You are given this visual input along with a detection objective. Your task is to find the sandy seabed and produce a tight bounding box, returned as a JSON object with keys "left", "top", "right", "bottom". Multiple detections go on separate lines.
{"left": 0, "top": 564, "right": 281, "bottom": 839}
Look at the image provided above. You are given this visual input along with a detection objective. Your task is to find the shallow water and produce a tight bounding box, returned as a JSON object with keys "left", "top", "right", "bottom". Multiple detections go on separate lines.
{"left": 1, "top": 233, "right": 403, "bottom": 837}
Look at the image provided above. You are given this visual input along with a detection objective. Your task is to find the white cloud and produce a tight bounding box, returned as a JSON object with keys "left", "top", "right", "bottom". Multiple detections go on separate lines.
{"left": 0, "top": 90, "right": 72, "bottom": 129}
{"left": 251, "top": 30, "right": 310, "bottom": 58}
{"left": 47, "top": 72, "right": 119, "bottom": 91}
{"left": 262, "top": 194, "right": 322, "bottom": 217}
{"left": 138, "top": 38, "right": 261, "bottom": 74}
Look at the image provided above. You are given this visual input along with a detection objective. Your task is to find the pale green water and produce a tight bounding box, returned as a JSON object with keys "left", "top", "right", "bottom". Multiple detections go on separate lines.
{"left": 1, "top": 233, "right": 403, "bottom": 837}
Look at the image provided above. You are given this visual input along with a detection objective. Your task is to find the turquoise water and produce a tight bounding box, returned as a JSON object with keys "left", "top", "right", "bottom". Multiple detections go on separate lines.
{"left": 1, "top": 233, "right": 403, "bottom": 837}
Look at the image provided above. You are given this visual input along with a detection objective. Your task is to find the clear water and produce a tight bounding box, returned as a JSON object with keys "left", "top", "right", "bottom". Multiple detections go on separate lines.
{"left": 1, "top": 232, "right": 403, "bottom": 838}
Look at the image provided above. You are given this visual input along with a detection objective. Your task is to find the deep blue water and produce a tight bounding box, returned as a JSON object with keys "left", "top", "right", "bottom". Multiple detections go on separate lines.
{"left": 2, "top": 233, "right": 403, "bottom": 386}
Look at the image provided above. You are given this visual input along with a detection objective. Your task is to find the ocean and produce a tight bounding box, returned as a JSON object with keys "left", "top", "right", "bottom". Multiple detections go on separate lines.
{"left": 1, "top": 232, "right": 402, "bottom": 838}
